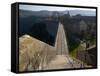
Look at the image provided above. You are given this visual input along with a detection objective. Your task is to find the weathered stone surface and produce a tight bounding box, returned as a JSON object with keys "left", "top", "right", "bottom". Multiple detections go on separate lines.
{"left": 19, "top": 35, "right": 56, "bottom": 71}
{"left": 55, "top": 23, "right": 69, "bottom": 55}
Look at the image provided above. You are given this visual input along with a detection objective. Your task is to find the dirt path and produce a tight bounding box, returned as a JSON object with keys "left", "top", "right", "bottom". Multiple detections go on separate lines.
{"left": 44, "top": 55, "right": 88, "bottom": 70}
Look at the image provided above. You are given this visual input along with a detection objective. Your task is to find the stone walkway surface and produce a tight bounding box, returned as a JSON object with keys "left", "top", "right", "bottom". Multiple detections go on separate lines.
{"left": 44, "top": 55, "right": 88, "bottom": 70}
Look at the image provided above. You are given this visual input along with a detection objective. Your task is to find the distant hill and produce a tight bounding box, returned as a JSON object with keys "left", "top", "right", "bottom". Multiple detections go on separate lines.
{"left": 62, "top": 10, "right": 96, "bottom": 16}
{"left": 19, "top": 9, "right": 96, "bottom": 18}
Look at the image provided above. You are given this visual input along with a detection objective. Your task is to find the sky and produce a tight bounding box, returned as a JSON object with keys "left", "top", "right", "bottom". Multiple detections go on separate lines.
{"left": 19, "top": 4, "right": 96, "bottom": 12}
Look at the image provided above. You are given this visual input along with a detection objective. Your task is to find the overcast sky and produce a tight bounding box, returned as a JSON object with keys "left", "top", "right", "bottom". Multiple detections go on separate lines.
{"left": 19, "top": 4, "right": 96, "bottom": 12}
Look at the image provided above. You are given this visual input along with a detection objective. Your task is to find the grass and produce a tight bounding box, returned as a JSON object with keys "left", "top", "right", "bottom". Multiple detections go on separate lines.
{"left": 69, "top": 39, "right": 80, "bottom": 57}
{"left": 70, "top": 44, "right": 84, "bottom": 58}
{"left": 70, "top": 48, "right": 78, "bottom": 58}
{"left": 69, "top": 35, "right": 96, "bottom": 58}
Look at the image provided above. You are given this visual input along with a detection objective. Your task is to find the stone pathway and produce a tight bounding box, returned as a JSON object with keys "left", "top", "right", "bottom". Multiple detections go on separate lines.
{"left": 44, "top": 55, "right": 88, "bottom": 70}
